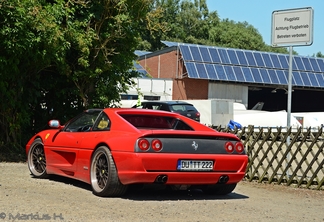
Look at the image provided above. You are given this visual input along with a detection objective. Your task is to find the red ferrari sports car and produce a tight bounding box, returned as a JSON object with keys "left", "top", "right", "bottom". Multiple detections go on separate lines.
{"left": 26, "top": 108, "right": 248, "bottom": 197}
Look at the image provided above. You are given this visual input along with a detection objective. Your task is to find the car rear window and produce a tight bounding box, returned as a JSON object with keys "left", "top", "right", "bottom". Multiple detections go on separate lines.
{"left": 120, "top": 114, "right": 193, "bottom": 130}
{"left": 170, "top": 104, "right": 196, "bottom": 112}
{"left": 169, "top": 104, "right": 185, "bottom": 111}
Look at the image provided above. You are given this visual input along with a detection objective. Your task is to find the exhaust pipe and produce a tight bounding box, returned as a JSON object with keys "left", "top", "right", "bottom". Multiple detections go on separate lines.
{"left": 218, "top": 175, "right": 229, "bottom": 184}
{"left": 155, "top": 175, "right": 168, "bottom": 184}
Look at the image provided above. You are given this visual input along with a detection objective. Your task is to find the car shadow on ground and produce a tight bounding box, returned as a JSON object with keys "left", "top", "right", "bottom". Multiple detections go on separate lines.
{"left": 38, "top": 175, "right": 248, "bottom": 201}
{"left": 124, "top": 186, "right": 248, "bottom": 201}
{"left": 44, "top": 175, "right": 93, "bottom": 191}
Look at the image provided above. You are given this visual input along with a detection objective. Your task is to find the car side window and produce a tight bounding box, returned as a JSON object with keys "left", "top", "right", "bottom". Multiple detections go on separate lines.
{"left": 65, "top": 111, "right": 100, "bottom": 132}
{"left": 159, "top": 104, "right": 169, "bottom": 111}
{"left": 93, "top": 113, "right": 110, "bottom": 131}
{"left": 141, "top": 103, "right": 161, "bottom": 110}
{"left": 152, "top": 105, "right": 162, "bottom": 110}
{"left": 173, "top": 120, "right": 193, "bottom": 130}
{"left": 141, "top": 103, "right": 148, "bottom": 109}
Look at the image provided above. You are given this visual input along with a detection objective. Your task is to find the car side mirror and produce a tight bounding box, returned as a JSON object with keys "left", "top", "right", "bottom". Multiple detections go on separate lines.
{"left": 48, "top": 120, "right": 64, "bottom": 129}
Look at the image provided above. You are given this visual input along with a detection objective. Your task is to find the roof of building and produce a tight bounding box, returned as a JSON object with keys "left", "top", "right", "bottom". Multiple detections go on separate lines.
{"left": 137, "top": 41, "right": 324, "bottom": 90}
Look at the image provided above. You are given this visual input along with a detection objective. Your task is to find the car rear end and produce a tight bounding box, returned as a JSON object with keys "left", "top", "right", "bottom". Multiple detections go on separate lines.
{"left": 112, "top": 110, "right": 247, "bottom": 191}
{"left": 113, "top": 131, "right": 247, "bottom": 186}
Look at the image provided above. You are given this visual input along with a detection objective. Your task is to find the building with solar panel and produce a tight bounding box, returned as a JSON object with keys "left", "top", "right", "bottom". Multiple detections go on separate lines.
{"left": 135, "top": 41, "right": 324, "bottom": 113}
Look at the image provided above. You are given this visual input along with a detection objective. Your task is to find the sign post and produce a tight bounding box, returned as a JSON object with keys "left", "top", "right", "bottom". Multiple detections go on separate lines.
{"left": 272, "top": 7, "right": 314, "bottom": 47}
{"left": 271, "top": 7, "right": 314, "bottom": 177}
{"left": 271, "top": 7, "right": 313, "bottom": 129}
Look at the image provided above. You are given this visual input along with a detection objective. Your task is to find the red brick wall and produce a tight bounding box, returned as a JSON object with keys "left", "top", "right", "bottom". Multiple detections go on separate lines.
{"left": 139, "top": 49, "right": 208, "bottom": 100}
{"left": 139, "top": 51, "right": 180, "bottom": 79}
{"left": 173, "top": 79, "right": 208, "bottom": 100}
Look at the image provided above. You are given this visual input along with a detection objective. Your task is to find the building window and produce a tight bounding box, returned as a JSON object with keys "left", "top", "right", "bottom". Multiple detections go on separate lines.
{"left": 144, "top": 95, "right": 160, "bottom": 100}
{"left": 120, "top": 94, "right": 138, "bottom": 100}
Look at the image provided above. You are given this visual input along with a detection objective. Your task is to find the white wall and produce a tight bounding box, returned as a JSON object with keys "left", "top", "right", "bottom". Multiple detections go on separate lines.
{"left": 127, "top": 78, "right": 173, "bottom": 100}
{"left": 181, "top": 99, "right": 234, "bottom": 127}
{"left": 208, "top": 83, "right": 248, "bottom": 107}
{"left": 120, "top": 78, "right": 173, "bottom": 107}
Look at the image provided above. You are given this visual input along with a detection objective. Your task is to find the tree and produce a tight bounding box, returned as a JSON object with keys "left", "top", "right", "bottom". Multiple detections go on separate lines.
{"left": 50, "top": 0, "right": 154, "bottom": 108}
{"left": 208, "top": 19, "right": 263, "bottom": 50}
{"left": 137, "top": 0, "right": 174, "bottom": 50}
{"left": 140, "top": 0, "right": 289, "bottom": 54}
{"left": 0, "top": 0, "right": 60, "bottom": 160}
{"left": 315, "top": 52, "right": 324, "bottom": 58}
{"left": 0, "top": 0, "right": 154, "bottom": 161}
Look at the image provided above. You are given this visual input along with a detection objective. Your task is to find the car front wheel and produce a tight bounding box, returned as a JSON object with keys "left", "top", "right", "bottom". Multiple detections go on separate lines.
{"left": 90, "top": 146, "right": 127, "bottom": 197}
{"left": 27, "top": 138, "right": 48, "bottom": 178}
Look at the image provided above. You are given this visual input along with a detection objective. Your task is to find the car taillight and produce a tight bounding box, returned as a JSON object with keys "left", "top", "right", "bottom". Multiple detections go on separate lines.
{"left": 138, "top": 139, "right": 150, "bottom": 151}
{"left": 225, "top": 141, "right": 245, "bottom": 153}
{"left": 235, "top": 142, "right": 244, "bottom": 153}
{"left": 225, "top": 142, "right": 234, "bottom": 153}
{"left": 196, "top": 112, "right": 200, "bottom": 117}
{"left": 151, "top": 139, "right": 163, "bottom": 152}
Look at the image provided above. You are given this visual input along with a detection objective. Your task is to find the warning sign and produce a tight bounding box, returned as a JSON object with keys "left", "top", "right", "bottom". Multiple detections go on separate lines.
{"left": 271, "top": 7, "right": 313, "bottom": 47}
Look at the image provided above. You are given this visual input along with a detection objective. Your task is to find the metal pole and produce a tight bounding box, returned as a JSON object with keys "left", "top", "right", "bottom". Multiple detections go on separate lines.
{"left": 286, "top": 46, "right": 293, "bottom": 178}
{"left": 287, "top": 46, "right": 293, "bottom": 129}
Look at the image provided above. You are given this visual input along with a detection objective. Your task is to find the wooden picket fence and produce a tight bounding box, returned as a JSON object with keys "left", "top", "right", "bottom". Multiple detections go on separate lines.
{"left": 214, "top": 125, "right": 324, "bottom": 190}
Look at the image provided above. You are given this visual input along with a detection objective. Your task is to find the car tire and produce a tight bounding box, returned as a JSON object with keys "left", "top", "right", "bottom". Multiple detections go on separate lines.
{"left": 27, "top": 138, "right": 48, "bottom": 178}
{"left": 90, "top": 146, "right": 127, "bottom": 197}
{"left": 202, "top": 183, "right": 237, "bottom": 195}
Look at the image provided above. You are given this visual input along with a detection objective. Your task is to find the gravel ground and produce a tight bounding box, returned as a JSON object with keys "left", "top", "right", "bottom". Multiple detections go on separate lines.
{"left": 0, "top": 162, "right": 323, "bottom": 222}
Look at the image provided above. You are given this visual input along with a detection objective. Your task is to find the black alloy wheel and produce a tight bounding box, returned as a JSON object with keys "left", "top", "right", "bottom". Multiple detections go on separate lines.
{"left": 27, "top": 138, "right": 48, "bottom": 178}
{"left": 90, "top": 146, "right": 127, "bottom": 197}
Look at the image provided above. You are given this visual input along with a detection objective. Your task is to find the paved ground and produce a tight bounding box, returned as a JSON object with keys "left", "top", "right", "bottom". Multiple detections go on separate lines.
{"left": 0, "top": 162, "right": 323, "bottom": 222}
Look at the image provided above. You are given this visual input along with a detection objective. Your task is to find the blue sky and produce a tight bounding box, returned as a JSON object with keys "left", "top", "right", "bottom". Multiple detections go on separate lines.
{"left": 206, "top": 0, "right": 323, "bottom": 56}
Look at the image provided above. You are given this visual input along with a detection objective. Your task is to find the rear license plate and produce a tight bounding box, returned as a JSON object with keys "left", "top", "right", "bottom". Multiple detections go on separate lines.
{"left": 177, "top": 160, "right": 214, "bottom": 171}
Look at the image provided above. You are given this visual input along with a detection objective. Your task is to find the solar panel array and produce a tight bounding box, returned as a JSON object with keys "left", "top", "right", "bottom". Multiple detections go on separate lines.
{"left": 133, "top": 51, "right": 151, "bottom": 76}
{"left": 135, "top": 50, "right": 151, "bottom": 56}
{"left": 162, "top": 41, "right": 324, "bottom": 88}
